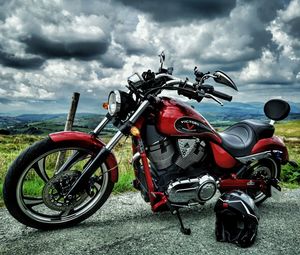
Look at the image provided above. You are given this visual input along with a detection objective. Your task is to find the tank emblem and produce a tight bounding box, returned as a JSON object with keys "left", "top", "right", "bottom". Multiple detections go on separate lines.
{"left": 175, "top": 117, "right": 211, "bottom": 133}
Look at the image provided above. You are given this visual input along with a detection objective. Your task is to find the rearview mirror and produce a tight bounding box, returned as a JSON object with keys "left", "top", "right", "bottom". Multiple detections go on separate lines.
{"left": 213, "top": 71, "right": 238, "bottom": 91}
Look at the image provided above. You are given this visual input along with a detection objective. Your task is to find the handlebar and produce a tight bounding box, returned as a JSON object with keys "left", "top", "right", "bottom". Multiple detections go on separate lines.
{"left": 177, "top": 84, "right": 203, "bottom": 102}
{"left": 152, "top": 73, "right": 233, "bottom": 103}
{"left": 211, "top": 90, "right": 232, "bottom": 101}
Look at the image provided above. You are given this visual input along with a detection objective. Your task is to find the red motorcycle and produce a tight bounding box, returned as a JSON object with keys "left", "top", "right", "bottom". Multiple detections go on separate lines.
{"left": 3, "top": 53, "right": 296, "bottom": 234}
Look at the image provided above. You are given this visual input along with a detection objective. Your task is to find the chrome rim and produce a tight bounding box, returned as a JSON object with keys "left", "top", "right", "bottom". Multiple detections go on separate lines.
{"left": 16, "top": 147, "right": 109, "bottom": 224}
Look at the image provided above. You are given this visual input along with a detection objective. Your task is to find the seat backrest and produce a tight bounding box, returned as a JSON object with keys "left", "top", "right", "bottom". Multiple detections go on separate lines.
{"left": 264, "top": 99, "right": 290, "bottom": 121}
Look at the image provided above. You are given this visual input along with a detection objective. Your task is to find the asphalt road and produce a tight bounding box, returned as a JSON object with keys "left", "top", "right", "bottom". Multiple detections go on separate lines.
{"left": 0, "top": 189, "right": 299, "bottom": 255}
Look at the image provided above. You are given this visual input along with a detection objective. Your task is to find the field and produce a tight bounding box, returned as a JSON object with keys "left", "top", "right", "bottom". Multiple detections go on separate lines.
{"left": 0, "top": 120, "right": 299, "bottom": 207}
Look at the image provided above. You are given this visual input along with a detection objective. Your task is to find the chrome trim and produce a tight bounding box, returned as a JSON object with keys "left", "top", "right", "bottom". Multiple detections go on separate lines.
{"left": 155, "top": 73, "right": 178, "bottom": 80}
{"left": 129, "top": 100, "right": 150, "bottom": 123}
{"left": 155, "top": 74, "right": 195, "bottom": 86}
{"left": 108, "top": 90, "right": 121, "bottom": 116}
{"left": 131, "top": 152, "right": 141, "bottom": 165}
{"left": 105, "top": 100, "right": 150, "bottom": 152}
{"left": 204, "top": 93, "right": 223, "bottom": 106}
{"left": 236, "top": 151, "right": 272, "bottom": 164}
{"left": 106, "top": 130, "right": 124, "bottom": 151}
{"left": 167, "top": 175, "right": 217, "bottom": 204}
{"left": 93, "top": 116, "right": 109, "bottom": 134}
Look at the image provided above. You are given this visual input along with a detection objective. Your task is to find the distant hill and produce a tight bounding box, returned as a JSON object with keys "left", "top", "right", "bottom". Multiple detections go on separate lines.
{"left": 0, "top": 113, "right": 107, "bottom": 135}
{"left": 192, "top": 101, "right": 300, "bottom": 124}
{"left": 0, "top": 101, "right": 299, "bottom": 135}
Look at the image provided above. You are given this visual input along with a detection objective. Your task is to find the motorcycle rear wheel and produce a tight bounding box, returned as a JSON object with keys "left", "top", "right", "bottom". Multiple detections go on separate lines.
{"left": 244, "top": 158, "right": 280, "bottom": 205}
{"left": 3, "top": 137, "right": 115, "bottom": 230}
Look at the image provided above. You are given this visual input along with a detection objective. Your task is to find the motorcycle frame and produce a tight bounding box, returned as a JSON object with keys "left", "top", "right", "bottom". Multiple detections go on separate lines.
{"left": 49, "top": 95, "right": 288, "bottom": 208}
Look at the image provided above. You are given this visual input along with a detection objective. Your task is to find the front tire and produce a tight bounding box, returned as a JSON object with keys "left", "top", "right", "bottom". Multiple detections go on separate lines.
{"left": 3, "top": 137, "right": 115, "bottom": 230}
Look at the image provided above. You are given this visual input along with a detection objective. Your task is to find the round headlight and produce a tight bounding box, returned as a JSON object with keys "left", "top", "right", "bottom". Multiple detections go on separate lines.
{"left": 108, "top": 90, "right": 121, "bottom": 116}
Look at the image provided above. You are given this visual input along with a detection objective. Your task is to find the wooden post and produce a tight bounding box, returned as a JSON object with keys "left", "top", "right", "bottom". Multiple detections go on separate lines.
{"left": 55, "top": 92, "right": 80, "bottom": 171}
{"left": 64, "top": 92, "right": 80, "bottom": 131}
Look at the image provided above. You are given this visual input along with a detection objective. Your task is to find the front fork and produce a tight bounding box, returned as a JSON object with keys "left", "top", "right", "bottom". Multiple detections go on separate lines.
{"left": 66, "top": 100, "right": 150, "bottom": 198}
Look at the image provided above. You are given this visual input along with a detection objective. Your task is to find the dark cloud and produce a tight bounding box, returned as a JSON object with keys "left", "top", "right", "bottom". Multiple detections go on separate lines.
{"left": 256, "top": 0, "right": 286, "bottom": 23}
{"left": 0, "top": 0, "right": 299, "bottom": 114}
{"left": 115, "top": 0, "right": 236, "bottom": 23}
{"left": 286, "top": 17, "right": 300, "bottom": 38}
{"left": 100, "top": 55, "right": 125, "bottom": 69}
{"left": 124, "top": 40, "right": 156, "bottom": 56}
{"left": 0, "top": 98, "right": 10, "bottom": 104}
{"left": 0, "top": 48, "right": 45, "bottom": 69}
{"left": 99, "top": 44, "right": 126, "bottom": 69}
{"left": 22, "top": 34, "right": 110, "bottom": 60}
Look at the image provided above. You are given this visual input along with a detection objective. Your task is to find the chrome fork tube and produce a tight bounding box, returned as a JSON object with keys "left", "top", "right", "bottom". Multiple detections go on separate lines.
{"left": 66, "top": 100, "right": 150, "bottom": 197}
{"left": 92, "top": 115, "right": 110, "bottom": 135}
{"left": 106, "top": 130, "right": 124, "bottom": 150}
{"left": 106, "top": 100, "right": 150, "bottom": 150}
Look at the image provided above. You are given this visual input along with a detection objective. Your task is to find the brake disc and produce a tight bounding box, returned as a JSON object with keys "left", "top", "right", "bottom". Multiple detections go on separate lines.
{"left": 42, "top": 171, "right": 88, "bottom": 211}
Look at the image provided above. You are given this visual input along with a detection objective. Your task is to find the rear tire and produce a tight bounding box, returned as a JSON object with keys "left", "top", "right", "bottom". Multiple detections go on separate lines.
{"left": 3, "top": 137, "right": 115, "bottom": 230}
{"left": 243, "top": 158, "right": 280, "bottom": 205}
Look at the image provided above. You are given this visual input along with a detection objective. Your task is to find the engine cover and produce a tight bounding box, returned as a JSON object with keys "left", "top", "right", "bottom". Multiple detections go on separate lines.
{"left": 167, "top": 175, "right": 217, "bottom": 204}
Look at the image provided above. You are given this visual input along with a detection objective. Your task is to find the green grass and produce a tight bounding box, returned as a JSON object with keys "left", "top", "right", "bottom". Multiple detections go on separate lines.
{"left": 281, "top": 140, "right": 300, "bottom": 184}
{"left": 275, "top": 120, "right": 300, "bottom": 138}
{"left": 0, "top": 120, "right": 299, "bottom": 207}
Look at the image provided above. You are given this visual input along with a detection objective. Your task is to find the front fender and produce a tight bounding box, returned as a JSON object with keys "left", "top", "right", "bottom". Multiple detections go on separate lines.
{"left": 49, "top": 131, "right": 119, "bottom": 182}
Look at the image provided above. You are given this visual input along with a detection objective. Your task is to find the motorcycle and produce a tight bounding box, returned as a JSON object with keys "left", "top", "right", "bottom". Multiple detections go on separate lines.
{"left": 3, "top": 53, "right": 297, "bottom": 234}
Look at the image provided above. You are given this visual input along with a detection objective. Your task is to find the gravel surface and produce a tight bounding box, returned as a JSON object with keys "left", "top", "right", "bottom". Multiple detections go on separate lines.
{"left": 0, "top": 189, "right": 299, "bottom": 255}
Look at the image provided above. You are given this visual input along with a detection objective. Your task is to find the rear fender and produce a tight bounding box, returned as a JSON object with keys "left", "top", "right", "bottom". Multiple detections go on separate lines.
{"left": 49, "top": 131, "right": 118, "bottom": 182}
{"left": 251, "top": 136, "right": 289, "bottom": 164}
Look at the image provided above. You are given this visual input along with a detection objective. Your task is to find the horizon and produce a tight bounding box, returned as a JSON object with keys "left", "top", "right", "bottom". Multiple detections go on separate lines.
{"left": 1, "top": 100, "right": 300, "bottom": 116}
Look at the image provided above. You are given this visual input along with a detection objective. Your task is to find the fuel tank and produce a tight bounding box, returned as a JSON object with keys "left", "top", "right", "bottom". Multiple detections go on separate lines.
{"left": 156, "top": 97, "right": 221, "bottom": 143}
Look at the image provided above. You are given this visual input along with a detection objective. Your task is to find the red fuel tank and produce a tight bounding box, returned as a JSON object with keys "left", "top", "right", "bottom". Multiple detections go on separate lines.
{"left": 156, "top": 97, "right": 221, "bottom": 143}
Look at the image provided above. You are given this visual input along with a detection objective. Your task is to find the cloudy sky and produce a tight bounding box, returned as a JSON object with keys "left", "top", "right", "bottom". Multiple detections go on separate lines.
{"left": 0, "top": 0, "right": 299, "bottom": 114}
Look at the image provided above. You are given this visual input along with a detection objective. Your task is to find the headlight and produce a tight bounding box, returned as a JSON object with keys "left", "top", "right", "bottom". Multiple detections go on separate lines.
{"left": 108, "top": 90, "right": 121, "bottom": 116}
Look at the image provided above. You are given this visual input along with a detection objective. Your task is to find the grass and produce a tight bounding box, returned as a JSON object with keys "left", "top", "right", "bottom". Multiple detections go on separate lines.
{"left": 275, "top": 119, "right": 300, "bottom": 138}
{"left": 275, "top": 120, "right": 300, "bottom": 187}
{"left": 0, "top": 119, "right": 299, "bottom": 207}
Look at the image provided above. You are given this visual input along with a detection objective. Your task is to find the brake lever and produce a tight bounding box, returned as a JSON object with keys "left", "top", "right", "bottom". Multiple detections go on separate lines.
{"left": 204, "top": 93, "right": 223, "bottom": 106}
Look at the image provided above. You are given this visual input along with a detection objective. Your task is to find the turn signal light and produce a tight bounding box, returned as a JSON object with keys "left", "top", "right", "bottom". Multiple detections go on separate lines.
{"left": 130, "top": 126, "right": 140, "bottom": 137}
{"left": 102, "top": 102, "right": 108, "bottom": 110}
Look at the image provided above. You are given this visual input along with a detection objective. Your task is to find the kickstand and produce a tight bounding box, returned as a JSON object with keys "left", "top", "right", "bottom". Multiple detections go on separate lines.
{"left": 172, "top": 209, "right": 191, "bottom": 235}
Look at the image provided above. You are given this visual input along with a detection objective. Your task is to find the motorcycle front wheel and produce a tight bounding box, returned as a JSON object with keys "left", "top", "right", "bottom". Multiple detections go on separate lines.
{"left": 3, "top": 137, "right": 115, "bottom": 230}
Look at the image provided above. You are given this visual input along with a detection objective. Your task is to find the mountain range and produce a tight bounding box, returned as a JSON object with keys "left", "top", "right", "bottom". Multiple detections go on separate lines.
{"left": 0, "top": 102, "right": 299, "bottom": 135}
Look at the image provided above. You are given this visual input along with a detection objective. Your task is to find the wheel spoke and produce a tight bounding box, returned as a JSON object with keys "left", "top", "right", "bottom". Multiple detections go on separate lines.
{"left": 23, "top": 196, "right": 44, "bottom": 208}
{"left": 32, "top": 158, "right": 49, "bottom": 183}
{"left": 93, "top": 183, "right": 100, "bottom": 193}
{"left": 55, "top": 151, "right": 88, "bottom": 174}
{"left": 59, "top": 208, "right": 74, "bottom": 217}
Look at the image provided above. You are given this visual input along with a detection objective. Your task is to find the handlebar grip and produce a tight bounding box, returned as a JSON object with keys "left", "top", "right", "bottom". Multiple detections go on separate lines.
{"left": 177, "top": 85, "right": 202, "bottom": 102}
{"left": 211, "top": 90, "right": 232, "bottom": 101}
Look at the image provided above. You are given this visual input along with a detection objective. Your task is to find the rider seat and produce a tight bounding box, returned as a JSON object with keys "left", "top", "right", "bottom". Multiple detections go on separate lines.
{"left": 219, "top": 120, "right": 274, "bottom": 157}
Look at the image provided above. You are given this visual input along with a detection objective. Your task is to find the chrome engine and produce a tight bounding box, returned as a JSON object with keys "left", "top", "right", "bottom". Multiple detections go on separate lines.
{"left": 147, "top": 136, "right": 206, "bottom": 171}
{"left": 142, "top": 125, "right": 215, "bottom": 205}
{"left": 167, "top": 175, "right": 217, "bottom": 205}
